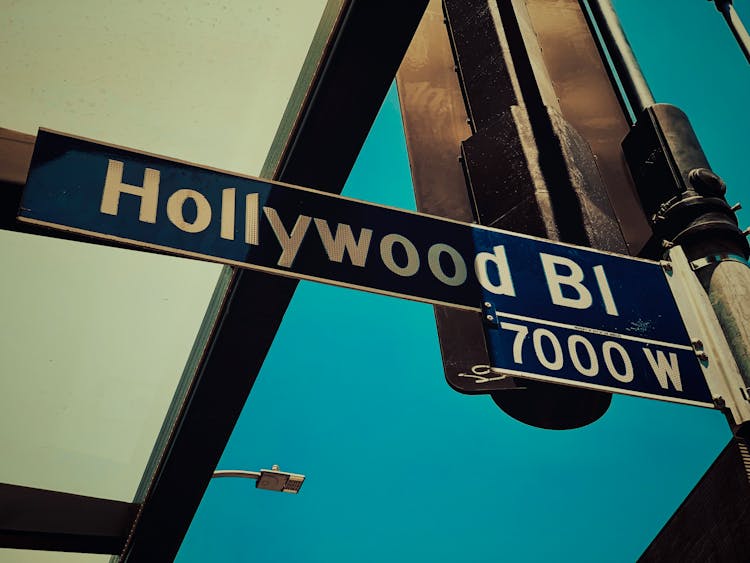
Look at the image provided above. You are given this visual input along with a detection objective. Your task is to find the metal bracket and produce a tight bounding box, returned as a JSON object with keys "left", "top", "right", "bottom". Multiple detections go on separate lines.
{"left": 482, "top": 300, "right": 499, "bottom": 328}
{"left": 690, "top": 253, "right": 748, "bottom": 271}
{"left": 691, "top": 338, "right": 709, "bottom": 363}
{"left": 666, "top": 246, "right": 750, "bottom": 430}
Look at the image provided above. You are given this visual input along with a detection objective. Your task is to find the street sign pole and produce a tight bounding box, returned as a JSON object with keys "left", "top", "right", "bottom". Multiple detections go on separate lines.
{"left": 664, "top": 246, "right": 750, "bottom": 429}
{"left": 580, "top": 3, "right": 750, "bottom": 558}
{"left": 588, "top": 0, "right": 750, "bottom": 436}
{"left": 401, "top": 0, "right": 655, "bottom": 430}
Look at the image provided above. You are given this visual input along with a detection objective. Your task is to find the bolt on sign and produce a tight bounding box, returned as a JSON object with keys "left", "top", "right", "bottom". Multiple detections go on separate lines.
{"left": 19, "top": 130, "right": 714, "bottom": 408}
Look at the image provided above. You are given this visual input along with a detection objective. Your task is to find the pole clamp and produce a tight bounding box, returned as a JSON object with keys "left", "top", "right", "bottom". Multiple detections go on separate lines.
{"left": 689, "top": 253, "right": 748, "bottom": 271}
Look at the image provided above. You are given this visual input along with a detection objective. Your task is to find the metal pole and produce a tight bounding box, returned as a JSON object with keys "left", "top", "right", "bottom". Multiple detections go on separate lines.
{"left": 584, "top": 0, "right": 655, "bottom": 115}
{"left": 621, "top": 102, "right": 750, "bottom": 438}
{"left": 212, "top": 470, "right": 261, "bottom": 480}
{"left": 587, "top": 1, "right": 750, "bottom": 434}
{"left": 714, "top": 0, "right": 750, "bottom": 63}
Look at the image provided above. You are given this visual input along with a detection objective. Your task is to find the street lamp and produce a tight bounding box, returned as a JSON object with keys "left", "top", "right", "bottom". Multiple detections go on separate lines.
{"left": 212, "top": 465, "right": 306, "bottom": 494}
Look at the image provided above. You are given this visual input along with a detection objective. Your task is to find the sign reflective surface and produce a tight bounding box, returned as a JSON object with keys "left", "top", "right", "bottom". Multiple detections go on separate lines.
{"left": 19, "top": 130, "right": 712, "bottom": 406}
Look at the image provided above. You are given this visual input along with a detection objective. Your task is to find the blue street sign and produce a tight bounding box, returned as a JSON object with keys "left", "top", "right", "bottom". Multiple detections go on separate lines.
{"left": 481, "top": 309, "right": 712, "bottom": 407}
{"left": 18, "top": 130, "right": 713, "bottom": 406}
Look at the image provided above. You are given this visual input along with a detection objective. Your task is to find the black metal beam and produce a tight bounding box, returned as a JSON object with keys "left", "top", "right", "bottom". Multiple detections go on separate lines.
{"left": 0, "top": 483, "right": 138, "bottom": 554}
{"left": 119, "top": 2, "right": 428, "bottom": 561}
{"left": 441, "top": 0, "right": 618, "bottom": 428}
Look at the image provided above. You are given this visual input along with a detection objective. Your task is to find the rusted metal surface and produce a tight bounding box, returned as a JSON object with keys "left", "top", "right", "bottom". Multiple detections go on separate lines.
{"left": 526, "top": 0, "right": 651, "bottom": 253}
{"left": 397, "top": 0, "right": 628, "bottom": 428}
{"left": 396, "top": 3, "right": 474, "bottom": 223}
{"left": 396, "top": 0, "right": 513, "bottom": 392}
{"left": 447, "top": 0, "right": 627, "bottom": 253}
{"left": 397, "top": 0, "right": 672, "bottom": 427}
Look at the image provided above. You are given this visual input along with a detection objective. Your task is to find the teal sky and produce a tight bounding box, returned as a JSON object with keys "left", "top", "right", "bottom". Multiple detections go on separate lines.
{"left": 0, "top": 1, "right": 747, "bottom": 562}
{"left": 176, "top": 3, "right": 749, "bottom": 562}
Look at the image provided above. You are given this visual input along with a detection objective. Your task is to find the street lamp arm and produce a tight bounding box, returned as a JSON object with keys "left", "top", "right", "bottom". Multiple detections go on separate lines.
{"left": 211, "top": 465, "right": 305, "bottom": 493}
{"left": 212, "top": 470, "right": 261, "bottom": 480}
